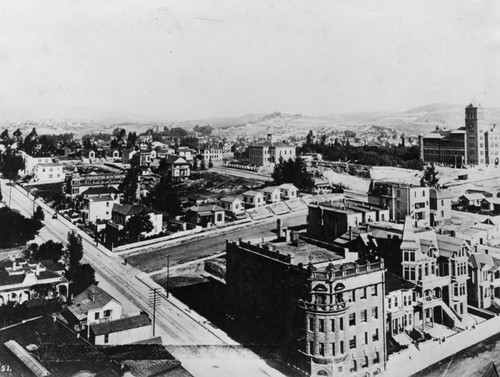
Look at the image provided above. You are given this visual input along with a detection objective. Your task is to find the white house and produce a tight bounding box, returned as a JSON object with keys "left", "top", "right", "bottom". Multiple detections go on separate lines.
{"left": 89, "top": 313, "right": 152, "bottom": 346}
{"left": 262, "top": 186, "right": 281, "bottom": 204}
{"left": 201, "top": 147, "right": 223, "bottom": 163}
{"left": 81, "top": 195, "right": 120, "bottom": 224}
{"left": 218, "top": 196, "right": 244, "bottom": 215}
{"left": 22, "top": 153, "right": 53, "bottom": 175}
{"left": 67, "top": 285, "right": 123, "bottom": 337}
{"left": 279, "top": 183, "right": 298, "bottom": 200}
{"left": 242, "top": 190, "right": 266, "bottom": 208}
{"left": 33, "top": 163, "right": 64, "bottom": 183}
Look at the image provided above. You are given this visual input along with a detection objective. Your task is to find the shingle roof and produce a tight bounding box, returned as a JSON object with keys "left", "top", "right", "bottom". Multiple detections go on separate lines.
{"left": 219, "top": 196, "right": 242, "bottom": 203}
{"left": 112, "top": 203, "right": 147, "bottom": 216}
{"left": 469, "top": 253, "right": 494, "bottom": 269}
{"left": 188, "top": 204, "right": 225, "bottom": 213}
{"left": 68, "top": 285, "right": 117, "bottom": 321}
{"left": 242, "top": 190, "right": 262, "bottom": 197}
{"left": 81, "top": 186, "right": 119, "bottom": 196}
{"left": 262, "top": 186, "right": 280, "bottom": 193}
{"left": 385, "top": 271, "right": 416, "bottom": 293}
{"left": 90, "top": 314, "right": 151, "bottom": 336}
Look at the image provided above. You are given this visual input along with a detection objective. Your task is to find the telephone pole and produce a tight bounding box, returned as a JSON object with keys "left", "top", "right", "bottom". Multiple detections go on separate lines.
{"left": 148, "top": 288, "right": 162, "bottom": 337}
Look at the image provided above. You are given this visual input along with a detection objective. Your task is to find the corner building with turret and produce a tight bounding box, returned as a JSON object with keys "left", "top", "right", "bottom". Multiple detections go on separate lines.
{"left": 226, "top": 232, "right": 386, "bottom": 377}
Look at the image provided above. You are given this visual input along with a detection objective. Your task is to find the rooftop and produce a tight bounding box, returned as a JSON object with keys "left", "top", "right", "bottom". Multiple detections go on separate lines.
{"left": 112, "top": 203, "right": 148, "bottom": 217}
{"left": 68, "top": 285, "right": 118, "bottom": 321}
{"left": 385, "top": 271, "right": 416, "bottom": 293}
{"left": 90, "top": 314, "right": 151, "bottom": 336}
{"left": 81, "top": 186, "right": 120, "bottom": 196}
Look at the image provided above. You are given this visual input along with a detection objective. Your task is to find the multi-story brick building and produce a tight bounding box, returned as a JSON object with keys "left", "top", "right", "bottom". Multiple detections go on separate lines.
{"left": 420, "top": 103, "right": 500, "bottom": 167}
{"left": 226, "top": 234, "right": 387, "bottom": 377}
{"left": 64, "top": 170, "right": 125, "bottom": 198}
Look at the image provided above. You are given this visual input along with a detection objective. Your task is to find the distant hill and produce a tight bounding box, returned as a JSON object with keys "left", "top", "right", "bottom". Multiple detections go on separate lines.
{"left": 2, "top": 102, "right": 500, "bottom": 139}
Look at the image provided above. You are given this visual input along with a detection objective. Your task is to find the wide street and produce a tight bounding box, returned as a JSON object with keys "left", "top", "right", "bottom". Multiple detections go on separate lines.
{"left": 1, "top": 179, "right": 290, "bottom": 377}
{"left": 127, "top": 210, "right": 308, "bottom": 273}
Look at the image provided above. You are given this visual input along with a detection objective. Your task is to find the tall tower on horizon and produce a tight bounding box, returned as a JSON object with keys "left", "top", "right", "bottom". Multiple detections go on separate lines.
{"left": 465, "top": 103, "right": 485, "bottom": 166}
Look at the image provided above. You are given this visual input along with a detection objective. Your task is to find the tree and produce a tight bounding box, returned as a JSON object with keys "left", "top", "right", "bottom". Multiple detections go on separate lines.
{"left": 0, "top": 151, "right": 25, "bottom": 181}
{"left": 33, "top": 205, "right": 45, "bottom": 221}
{"left": 126, "top": 211, "right": 154, "bottom": 241}
{"left": 127, "top": 132, "right": 138, "bottom": 148}
{"left": 192, "top": 158, "right": 198, "bottom": 171}
{"left": 200, "top": 158, "right": 206, "bottom": 170}
{"left": 193, "top": 125, "right": 213, "bottom": 136}
{"left": 110, "top": 138, "right": 119, "bottom": 149}
{"left": 272, "top": 158, "right": 314, "bottom": 191}
{"left": 70, "top": 264, "right": 97, "bottom": 296}
{"left": 306, "top": 130, "right": 314, "bottom": 145}
{"left": 13, "top": 128, "right": 22, "bottom": 144}
{"left": 82, "top": 136, "right": 92, "bottom": 150}
{"left": 420, "top": 163, "right": 439, "bottom": 187}
{"left": 208, "top": 158, "right": 213, "bottom": 169}
{"left": 119, "top": 167, "right": 140, "bottom": 204}
{"left": 23, "top": 128, "right": 38, "bottom": 154}
{"left": 64, "top": 231, "right": 84, "bottom": 276}
{"left": 31, "top": 240, "right": 65, "bottom": 262}
{"left": 0, "top": 129, "right": 9, "bottom": 142}
{"left": 0, "top": 207, "right": 43, "bottom": 248}
{"left": 149, "top": 178, "right": 182, "bottom": 217}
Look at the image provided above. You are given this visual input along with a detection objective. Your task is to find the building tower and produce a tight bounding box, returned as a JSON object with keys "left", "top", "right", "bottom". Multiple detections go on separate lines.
{"left": 465, "top": 103, "right": 486, "bottom": 166}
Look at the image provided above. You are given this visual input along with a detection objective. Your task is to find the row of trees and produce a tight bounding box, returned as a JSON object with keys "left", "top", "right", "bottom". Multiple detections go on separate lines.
{"left": 0, "top": 206, "right": 44, "bottom": 248}
{"left": 25, "top": 233, "right": 97, "bottom": 296}
{"left": 272, "top": 157, "right": 314, "bottom": 191}
{"left": 301, "top": 135, "right": 422, "bottom": 169}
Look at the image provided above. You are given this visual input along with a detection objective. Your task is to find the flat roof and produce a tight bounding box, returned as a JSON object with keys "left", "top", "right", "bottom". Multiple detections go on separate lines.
{"left": 269, "top": 241, "right": 342, "bottom": 266}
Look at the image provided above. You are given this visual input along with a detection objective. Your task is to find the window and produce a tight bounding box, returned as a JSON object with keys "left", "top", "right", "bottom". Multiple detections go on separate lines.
{"left": 309, "top": 342, "right": 314, "bottom": 354}
{"left": 319, "top": 343, "right": 325, "bottom": 356}
{"left": 364, "top": 332, "right": 368, "bottom": 344}
{"left": 104, "top": 309, "right": 112, "bottom": 317}
{"left": 339, "top": 317, "right": 344, "bottom": 331}
{"left": 95, "top": 312, "right": 100, "bottom": 320}
{"left": 331, "top": 342, "right": 335, "bottom": 356}
{"left": 330, "top": 319, "right": 335, "bottom": 332}
{"left": 361, "top": 310, "right": 367, "bottom": 322}
{"left": 360, "top": 287, "right": 366, "bottom": 299}
{"left": 349, "top": 336, "right": 356, "bottom": 349}
{"left": 308, "top": 317, "right": 314, "bottom": 331}
{"left": 319, "top": 319, "right": 325, "bottom": 332}
{"left": 373, "top": 352, "right": 380, "bottom": 364}
{"left": 372, "top": 307, "right": 378, "bottom": 319}
{"left": 340, "top": 341, "right": 344, "bottom": 354}
{"left": 371, "top": 285, "right": 377, "bottom": 296}
{"left": 104, "top": 334, "right": 109, "bottom": 343}
{"left": 373, "top": 328, "right": 379, "bottom": 341}
{"left": 349, "top": 313, "right": 356, "bottom": 326}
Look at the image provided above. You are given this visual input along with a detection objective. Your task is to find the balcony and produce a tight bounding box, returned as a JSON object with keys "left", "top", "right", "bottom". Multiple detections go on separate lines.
{"left": 298, "top": 300, "right": 349, "bottom": 314}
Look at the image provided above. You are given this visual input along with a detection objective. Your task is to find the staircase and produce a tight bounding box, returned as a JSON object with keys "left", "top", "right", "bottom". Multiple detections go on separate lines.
{"left": 440, "top": 302, "right": 464, "bottom": 329}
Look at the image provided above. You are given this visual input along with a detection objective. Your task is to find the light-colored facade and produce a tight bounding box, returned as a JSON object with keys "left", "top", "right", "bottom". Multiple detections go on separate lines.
{"left": 248, "top": 140, "right": 296, "bottom": 167}
{"left": 89, "top": 314, "right": 152, "bottom": 345}
{"left": 368, "top": 181, "right": 430, "bottom": 227}
{"left": 23, "top": 154, "right": 53, "bottom": 175}
{"left": 201, "top": 147, "right": 223, "bottom": 163}
{"left": 218, "top": 196, "right": 244, "bottom": 215}
{"left": 242, "top": 190, "right": 266, "bottom": 208}
{"left": 429, "top": 188, "right": 453, "bottom": 226}
{"left": 468, "top": 253, "right": 500, "bottom": 310}
{"left": 33, "top": 163, "right": 64, "bottom": 183}
{"left": 279, "top": 183, "right": 298, "bottom": 200}
{"left": 262, "top": 186, "right": 281, "bottom": 204}
{"left": 64, "top": 171, "right": 125, "bottom": 198}
{"left": 81, "top": 195, "right": 120, "bottom": 224}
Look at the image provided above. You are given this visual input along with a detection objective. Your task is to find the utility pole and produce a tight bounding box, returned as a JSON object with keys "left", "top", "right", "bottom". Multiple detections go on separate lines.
{"left": 148, "top": 288, "right": 161, "bottom": 337}
{"left": 166, "top": 255, "right": 170, "bottom": 298}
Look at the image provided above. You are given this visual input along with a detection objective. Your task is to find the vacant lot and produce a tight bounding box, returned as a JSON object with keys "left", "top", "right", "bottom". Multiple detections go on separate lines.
{"left": 176, "top": 171, "right": 267, "bottom": 198}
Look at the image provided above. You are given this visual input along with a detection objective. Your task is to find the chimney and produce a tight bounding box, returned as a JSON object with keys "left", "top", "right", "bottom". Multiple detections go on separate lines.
{"left": 35, "top": 263, "right": 41, "bottom": 276}
{"left": 285, "top": 228, "right": 291, "bottom": 243}
{"left": 91, "top": 293, "right": 95, "bottom": 302}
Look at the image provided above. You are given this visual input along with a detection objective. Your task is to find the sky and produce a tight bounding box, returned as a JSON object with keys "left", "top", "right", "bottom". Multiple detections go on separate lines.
{"left": 0, "top": 0, "right": 499, "bottom": 121}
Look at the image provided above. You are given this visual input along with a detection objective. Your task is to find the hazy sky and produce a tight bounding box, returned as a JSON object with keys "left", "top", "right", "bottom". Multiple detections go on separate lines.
{"left": 0, "top": 0, "right": 499, "bottom": 120}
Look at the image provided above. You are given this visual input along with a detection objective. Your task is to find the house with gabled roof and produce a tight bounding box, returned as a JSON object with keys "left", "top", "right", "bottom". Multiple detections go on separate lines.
{"left": 186, "top": 204, "right": 225, "bottom": 227}
{"left": 468, "top": 253, "right": 500, "bottom": 310}
{"left": 242, "top": 190, "right": 265, "bottom": 208}
{"left": 218, "top": 196, "right": 244, "bottom": 215}
{"left": 89, "top": 313, "right": 152, "bottom": 346}
{"left": 66, "top": 284, "right": 122, "bottom": 337}
{"left": 262, "top": 186, "right": 281, "bottom": 204}
{"left": 279, "top": 183, "right": 298, "bottom": 200}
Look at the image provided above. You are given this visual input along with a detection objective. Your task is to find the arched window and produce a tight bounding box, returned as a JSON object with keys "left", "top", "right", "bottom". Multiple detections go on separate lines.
{"left": 362, "top": 355, "right": 368, "bottom": 368}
